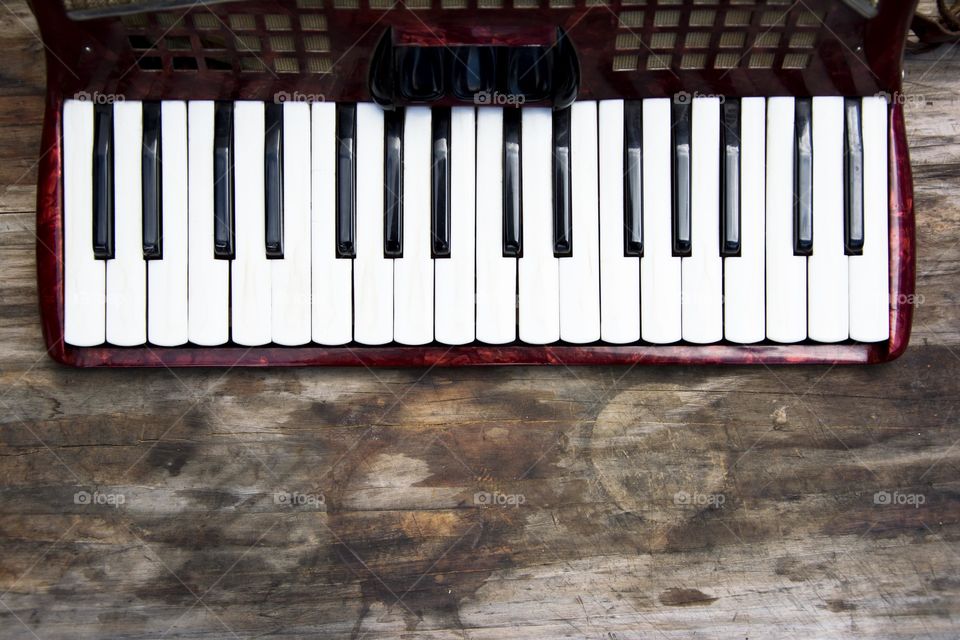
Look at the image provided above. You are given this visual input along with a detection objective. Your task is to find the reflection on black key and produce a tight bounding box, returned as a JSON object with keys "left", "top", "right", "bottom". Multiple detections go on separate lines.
{"left": 432, "top": 107, "right": 451, "bottom": 259}
{"left": 451, "top": 46, "right": 496, "bottom": 101}
{"left": 384, "top": 108, "right": 403, "bottom": 258}
{"left": 721, "top": 98, "right": 741, "bottom": 257}
{"left": 264, "top": 103, "right": 284, "bottom": 259}
{"left": 672, "top": 100, "right": 692, "bottom": 257}
{"left": 507, "top": 46, "right": 551, "bottom": 103}
{"left": 552, "top": 107, "right": 572, "bottom": 257}
{"left": 794, "top": 98, "right": 813, "bottom": 256}
{"left": 142, "top": 101, "right": 162, "bottom": 260}
{"left": 843, "top": 98, "right": 864, "bottom": 256}
{"left": 503, "top": 108, "right": 522, "bottom": 258}
{"left": 336, "top": 103, "right": 356, "bottom": 259}
{"left": 623, "top": 101, "right": 643, "bottom": 257}
{"left": 93, "top": 103, "right": 114, "bottom": 260}
{"left": 213, "top": 101, "right": 234, "bottom": 260}
{"left": 399, "top": 47, "right": 445, "bottom": 102}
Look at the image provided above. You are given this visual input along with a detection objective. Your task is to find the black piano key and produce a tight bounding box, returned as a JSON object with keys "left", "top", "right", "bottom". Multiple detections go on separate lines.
{"left": 844, "top": 98, "right": 865, "bottom": 256}
{"left": 398, "top": 47, "right": 445, "bottom": 103}
{"left": 506, "top": 46, "right": 551, "bottom": 103}
{"left": 432, "top": 107, "right": 452, "bottom": 259}
{"left": 623, "top": 101, "right": 643, "bottom": 257}
{"left": 552, "top": 107, "right": 572, "bottom": 258}
{"left": 141, "top": 102, "right": 162, "bottom": 260}
{"left": 721, "top": 98, "right": 742, "bottom": 257}
{"left": 213, "top": 101, "right": 235, "bottom": 260}
{"left": 451, "top": 46, "right": 496, "bottom": 101}
{"left": 794, "top": 98, "right": 814, "bottom": 256}
{"left": 336, "top": 103, "right": 357, "bottom": 259}
{"left": 551, "top": 29, "right": 580, "bottom": 110}
{"left": 369, "top": 31, "right": 396, "bottom": 107}
{"left": 672, "top": 100, "right": 692, "bottom": 257}
{"left": 92, "top": 103, "right": 114, "bottom": 260}
{"left": 264, "top": 102, "right": 284, "bottom": 259}
{"left": 502, "top": 108, "right": 522, "bottom": 258}
{"left": 384, "top": 108, "right": 404, "bottom": 258}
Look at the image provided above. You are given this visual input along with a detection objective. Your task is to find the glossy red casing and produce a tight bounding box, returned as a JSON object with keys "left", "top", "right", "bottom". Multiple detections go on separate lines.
{"left": 31, "top": 0, "right": 917, "bottom": 366}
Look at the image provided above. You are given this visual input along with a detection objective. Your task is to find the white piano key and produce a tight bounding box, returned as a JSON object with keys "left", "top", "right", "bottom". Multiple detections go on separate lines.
{"left": 435, "top": 107, "right": 476, "bottom": 345}
{"left": 393, "top": 107, "right": 434, "bottom": 346}
{"left": 147, "top": 101, "right": 188, "bottom": 346}
{"left": 231, "top": 101, "right": 271, "bottom": 346}
{"left": 765, "top": 97, "right": 807, "bottom": 343}
{"left": 187, "top": 101, "right": 229, "bottom": 346}
{"left": 849, "top": 97, "right": 890, "bottom": 342}
{"left": 63, "top": 100, "right": 105, "bottom": 347}
{"left": 271, "top": 101, "right": 312, "bottom": 346}
{"left": 560, "top": 101, "right": 600, "bottom": 344}
{"left": 312, "top": 102, "right": 353, "bottom": 345}
{"left": 354, "top": 103, "right": 393, "bottom": 345}
{"left": 518, "top": 108, "right": 560, "bottom": 345}
{"left": 598, "top": 100, "right": 640, "bottom": 344}
{"left": 475, "top": 108, "right": 517, "bottom": 344}
{"left": 724, "top": 97, "right": 766, "bottom": 344}
{"left": 641, "top": 98, "right": 681, "bottom": 344}
{"left": 106, "top": 101, "right": 146, "bottom": 346}
{"left": 681, "top": 97, "right": 723, "bottom": 344}
{"left": 808, "top": 96, "right": 849, "bottom": 342}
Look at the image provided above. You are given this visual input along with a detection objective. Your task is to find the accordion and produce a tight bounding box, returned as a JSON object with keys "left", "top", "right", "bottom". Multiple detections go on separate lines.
{"left": 30, "top": 0, "right": 916, "bottom": 366}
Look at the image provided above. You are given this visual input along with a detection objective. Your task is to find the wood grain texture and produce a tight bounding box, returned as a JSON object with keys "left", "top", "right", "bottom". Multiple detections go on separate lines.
{"left": 1, "top": 0, "right": 960, "bottom": 637}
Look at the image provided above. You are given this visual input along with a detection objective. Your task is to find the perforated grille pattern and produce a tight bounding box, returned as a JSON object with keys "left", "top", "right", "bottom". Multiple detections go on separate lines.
{"left": 612, "top": 0, "right": 824, "bottom": 73}
{"left": 114, "top": 0, "right": 831, "bottom": 75}
{"left": 121, "top": 0, "right": 333, "bottom": 74}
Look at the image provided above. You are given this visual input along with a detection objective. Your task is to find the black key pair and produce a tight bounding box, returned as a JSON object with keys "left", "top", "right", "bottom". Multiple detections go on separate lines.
{"left": 382, "top": 106, "right": 452, "bottom": 259}
{"left": 211, "top": 102, "right": 283, "bottom": 261}
{"left": 92, "top": 102, "right": 164, "bottom": 261}
{"left": 334, "top": 104, "right": 453, "bottom": 261}
{"left": 501, "top": 108, "right": 574, "bottom": 259}
{"left": 169, "top": 105, "right": 283, "bottom": 262}
{"left": 793, "top": 97, "right": 866, "bottom": 257}
{"left": 670, "top": 99, "right": 742, "bottom": 258}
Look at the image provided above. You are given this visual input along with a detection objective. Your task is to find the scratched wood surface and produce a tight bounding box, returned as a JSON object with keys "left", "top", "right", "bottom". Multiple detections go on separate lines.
{"left": 1, "top": 1, "right": 959, "bottom": 638}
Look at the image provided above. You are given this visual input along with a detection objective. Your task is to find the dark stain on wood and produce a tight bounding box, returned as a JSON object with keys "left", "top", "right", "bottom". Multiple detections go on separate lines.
{"left": 659, "top": 588, "right": 719, "bottom": 607}
{"left": 825, "top": 599, "right": 858, "bottom": 613}
{"left": 145, "top": 441, "right": 196, "bottom": 477}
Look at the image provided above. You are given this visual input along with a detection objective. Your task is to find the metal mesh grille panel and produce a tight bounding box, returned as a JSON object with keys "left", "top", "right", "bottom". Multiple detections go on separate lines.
{"left": 120, "top": 4, "right": 334, "bottom": 75}
{"left": 612, "top": 0, "right": 825, "bottom": 73}
{"left": 110, "top": 0, "right": 831, "bottom": 76}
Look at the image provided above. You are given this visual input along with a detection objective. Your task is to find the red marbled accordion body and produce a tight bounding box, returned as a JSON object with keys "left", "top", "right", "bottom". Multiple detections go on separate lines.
{"left": 30, "top": 0, "right": 918, "bottom": 366}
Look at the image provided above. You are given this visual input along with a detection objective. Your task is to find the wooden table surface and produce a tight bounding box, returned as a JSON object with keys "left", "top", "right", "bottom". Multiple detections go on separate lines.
{"left": 1, "top": 2, "right": 959, "bottom": 638}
